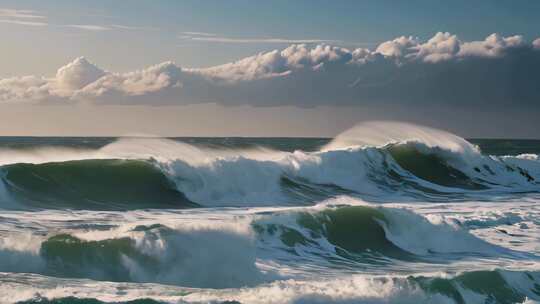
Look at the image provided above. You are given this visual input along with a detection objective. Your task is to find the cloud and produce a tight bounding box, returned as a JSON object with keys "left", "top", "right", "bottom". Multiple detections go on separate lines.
{"left": 182, "top": 31, "right": 217, "bottom": 37}
{"left": 0, "top": 57, "right": 104, "bottom": 103}
{"left": 67, "top": 24, "right": 111, "bottom": 31}
{"left": 179, "top": 32, "right": 335, "bottom": 44}
{"left": 458, "top": 33, "right": 525, "bottom": 58}
{"left": 110, "top": 24, "right": 155, "bottom": 31}
{"left": 375, "top": 35, "right": 419, "bottom": 58}
{"left": 189, "top": 37, "right": 336, "bottom": 44}
{"left": 76, "top": 61, "right": 184, "bottom": 102}
{"left": 414, "top": 32, "right": 460, "bottom": 63}
{"left": 195, "top": 44, "right": 355, "bottom": 82}
{"left": 0, "top": 8, "right": 149, "bottom": 31}
{"left": 55, "top": 57, "right": 106, "bottom": 92}
{"left": 0, "top": 76, "right": 50, "bottom": 103}
{"left": 0, "top": 8, "right": 44, "bottom": 19}
{"left": 533, "top": 38, "right": 540, "bottom": 50}
{"left": 66, "top": 24, "right": 156, "bottom": 32}
{"left": 0, "top": 19, "right": 47, "bottom": 26}
{"left": 0, "top": 8, "right": 47, "bottom": 26}
{"left": 1, "top": 32, "right": 540, "bottom": 110}
{"left": 374, "top": 32, "right": 524, "bottom": 63}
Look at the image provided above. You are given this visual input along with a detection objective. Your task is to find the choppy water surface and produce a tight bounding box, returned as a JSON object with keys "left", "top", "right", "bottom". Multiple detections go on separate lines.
{"left": 1, "top": 122, "right": 539, "bottom": 304}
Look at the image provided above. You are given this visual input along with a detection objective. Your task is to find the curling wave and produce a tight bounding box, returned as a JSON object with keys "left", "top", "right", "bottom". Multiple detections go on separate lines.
{"left": 0, "top": 122, "right": 538, "bottom": 209}
{"left": 1, "top": 202, "right": 534, "bottom": 287}
{"left": 0, "top": 159, "right": 194, "bottom": 210}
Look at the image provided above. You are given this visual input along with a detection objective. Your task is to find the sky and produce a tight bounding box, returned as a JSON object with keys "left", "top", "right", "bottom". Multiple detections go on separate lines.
{"left": 0, "top": 0, "right": 539, "bottom": 138}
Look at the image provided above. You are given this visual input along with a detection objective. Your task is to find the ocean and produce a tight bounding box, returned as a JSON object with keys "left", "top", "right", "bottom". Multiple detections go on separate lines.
{"left": 0, "top": 122, "right": 539, "bottom": 304}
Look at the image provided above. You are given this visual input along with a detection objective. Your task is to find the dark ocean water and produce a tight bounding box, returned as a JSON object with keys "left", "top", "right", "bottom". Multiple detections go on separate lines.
{"left": 1, "top": 136, "right": 538, "bottom": 154}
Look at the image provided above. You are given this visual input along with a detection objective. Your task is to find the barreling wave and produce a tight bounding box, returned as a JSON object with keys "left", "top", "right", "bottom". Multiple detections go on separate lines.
{"left": 0, "top": 122, "right": 538, "bottom": 210}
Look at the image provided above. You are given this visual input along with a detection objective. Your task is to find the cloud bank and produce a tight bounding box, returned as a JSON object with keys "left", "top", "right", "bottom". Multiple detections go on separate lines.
{"left": 1, "top": 32, "right": 540, "bottom": 109}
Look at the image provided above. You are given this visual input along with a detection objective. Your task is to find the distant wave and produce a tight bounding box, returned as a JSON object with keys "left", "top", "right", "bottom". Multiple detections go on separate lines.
{"left": 0, "top": 122, "right": 538, "bottom": 210}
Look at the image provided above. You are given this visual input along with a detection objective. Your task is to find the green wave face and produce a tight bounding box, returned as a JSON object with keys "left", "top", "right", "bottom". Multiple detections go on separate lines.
{"left": 254, "top": 206, "right": 413, "bottom": 261}
{"left": 36, "top": 224, "right": 265, "bottom": 289}
{"left": 15, "top": 270, "right": 540, "bottom": 304}
{"left": 16, "top": 299, "right": 239, "bottom": 304}
{"left": 413, "top": 270, "right": 540, "bottom": 304}
{"left": 16, "top": 298, "right": 167, "bottom": 304}
{"left": 2, "top": 159, "right": 195, "bottom": 210}
{"left": 299, "top": 206, "right": 409, "bottom": 258}
{"left": 387, "top": 144, "right": 487, "bottom": 190}
{"left": 40, "top": 234, "right": 158, "bottom": 282}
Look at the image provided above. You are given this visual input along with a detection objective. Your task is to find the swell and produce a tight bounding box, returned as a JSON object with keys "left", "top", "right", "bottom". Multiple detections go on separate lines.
{"left": 0, "top": 124, "right": 539, "bottom": 210}
{"left": 253, "top": 206, "right": 415, "bottom": 263}
{"left": 9, "top": 270, "right": 540, "bottom": 304}
{"left": 386, "top": 144, "right": 487, "bottom": 190}
{"left": 253, "top": 204, "right": 519, "bottom": 267}
{"left": 1, "top": 222, "right": 266, "bottom": 288}
{"left": 0, "top": 204, "right": 529, "bottom": 287}
{"left": 159, "top": 138, "right": 539, "bottom": 205}
{"left": 16, "top": 298, "right": 167, "bottom": 304}
{"left": 411, "top": 270, "right": 540, "bottom": 304}
{"left": 0, "top": 159, "right": 195, "bottom": 210}
{"left": 0, "top": 144, "right": 538, "bottom": 210}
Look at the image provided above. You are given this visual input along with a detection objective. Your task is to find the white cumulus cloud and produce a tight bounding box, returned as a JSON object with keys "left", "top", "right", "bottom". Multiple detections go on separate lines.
{"left": 533, "top": 38, "right": 540, "bottom": 50}
{"left": 458, "top": 33, "right": 525, "bottom": 58}
{"left": 78, "top": 62, "right": 184, "bottom": 100}
{"left": 375, "top": 35, "right": 419, "bottom": 58}
{"left": 55, "top": 57, "right": 106, "bottom": 92}
{"left": 1, "top": 32, "right": 539, "bottom": 109}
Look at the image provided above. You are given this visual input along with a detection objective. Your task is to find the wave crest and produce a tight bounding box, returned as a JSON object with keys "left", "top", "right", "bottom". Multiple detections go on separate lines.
{"left": 0, "top": 123, "right": 538, "bottom": 209}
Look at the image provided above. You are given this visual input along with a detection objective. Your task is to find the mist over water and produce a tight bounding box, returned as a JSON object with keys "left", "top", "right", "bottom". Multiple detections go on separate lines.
{"left": 1, "top": 122, "right": 540, "bottom": 304}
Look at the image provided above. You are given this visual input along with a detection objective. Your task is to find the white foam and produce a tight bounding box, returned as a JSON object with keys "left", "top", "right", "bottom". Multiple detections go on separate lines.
{"left": 0, "top": 123, "right": 538, "bottom": 207}
{"left": 378, "top": 207, "right": 505, "bottom": 256}
{"left": 0, "top": 272, "right": 454, "bottom": 304}
{"left": 323, "top": 121, "right": 480, "bottom": 157}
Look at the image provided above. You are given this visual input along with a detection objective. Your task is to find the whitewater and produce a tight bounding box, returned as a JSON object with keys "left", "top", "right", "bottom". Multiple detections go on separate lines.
{"left": 0, "top": 122, "right": 539, "bottom": 304}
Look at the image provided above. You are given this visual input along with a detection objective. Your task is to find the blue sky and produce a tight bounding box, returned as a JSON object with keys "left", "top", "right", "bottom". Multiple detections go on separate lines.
{"left": 2, "top": 0, "right": 540, "bottom": 75}
{"left": 0, "top": 0, "right": 539, "bottom": 137}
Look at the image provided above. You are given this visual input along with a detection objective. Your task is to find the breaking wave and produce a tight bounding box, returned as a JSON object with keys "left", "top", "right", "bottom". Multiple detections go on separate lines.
{"left": 1, "top": 159, "right": 194, "bottom": 210}
{"left": 1, "top": 203, "right": 534, "bottom": 287}
{"left": 0, "top": 122, "right": 537, "bottom": 209}
{"left": 6, "top": 268, "right": 540, "bottom": 304}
